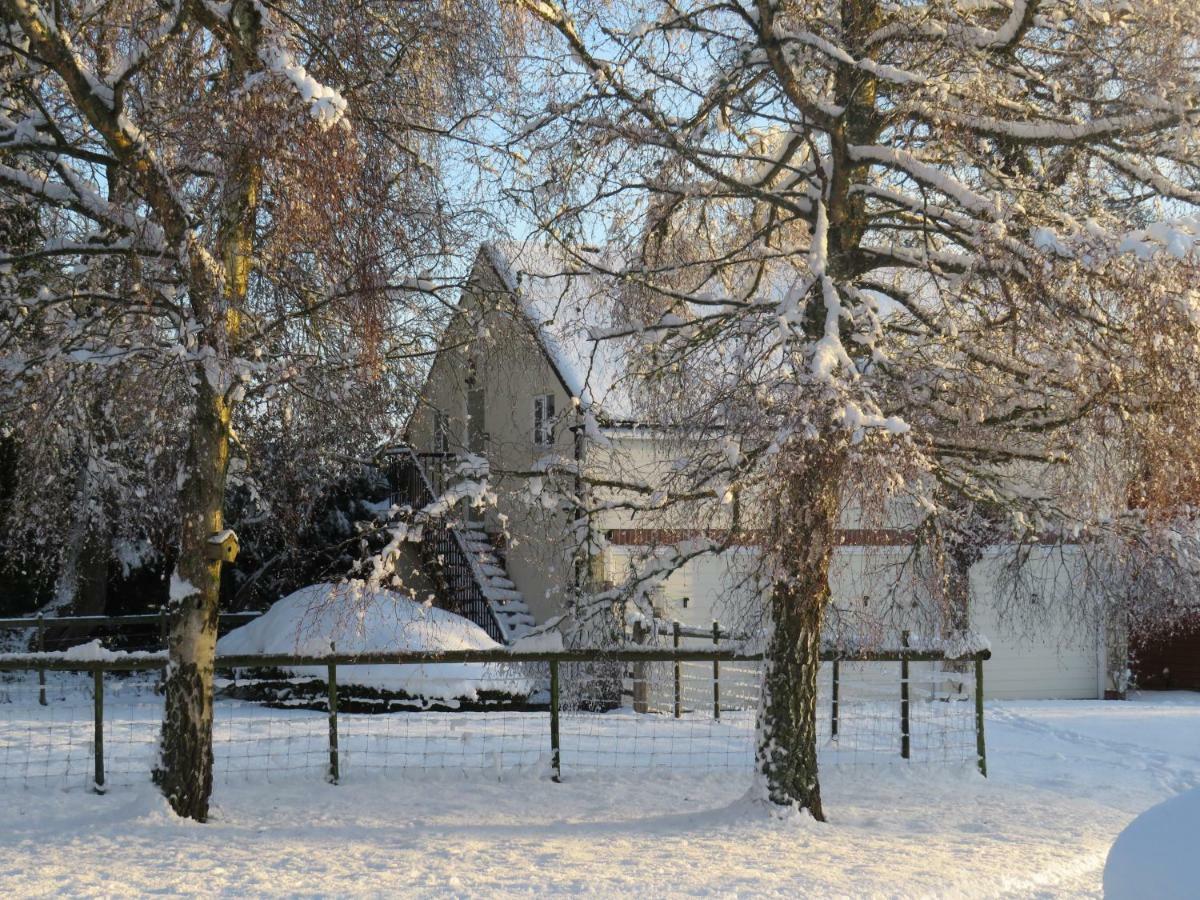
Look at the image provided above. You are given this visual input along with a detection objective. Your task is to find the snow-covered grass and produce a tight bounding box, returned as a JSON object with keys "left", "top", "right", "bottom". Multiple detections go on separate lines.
{"left": 0, "top": 692, "right": 1196, "bottom": 896}
{"left": 0, "top": 665, "right": 972, "bottom": 789}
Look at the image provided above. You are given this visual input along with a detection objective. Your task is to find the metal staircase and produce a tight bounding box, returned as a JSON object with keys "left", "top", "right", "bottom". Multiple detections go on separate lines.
{"left": 382, "top": 447, "right": 536, "bottom": 645}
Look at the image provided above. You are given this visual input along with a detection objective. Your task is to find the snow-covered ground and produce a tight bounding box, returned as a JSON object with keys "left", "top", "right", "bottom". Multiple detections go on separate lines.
{"left": 0, "top": 691, "right": 1197, "bottom": 897}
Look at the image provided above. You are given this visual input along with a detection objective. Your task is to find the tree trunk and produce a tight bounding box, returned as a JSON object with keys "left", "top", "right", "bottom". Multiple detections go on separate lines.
{"left": 946, "top": 545, "right": 974, "bottom": 633}
{"left": 153, "top": 59, "right": 255, "bottom": 819}
{"left": 756, "top": 440, "right": 846, "bottom": 820}
{"left": 154, "top": 379, "right": 231, "bottom": 822}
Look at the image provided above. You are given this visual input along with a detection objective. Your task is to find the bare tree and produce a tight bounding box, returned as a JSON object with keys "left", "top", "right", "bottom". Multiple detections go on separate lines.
{"left": 0, "top": 0, "right": 516, "bottom": 819}
{"left": 507, "top": 0, "right": 1200, "bottom": 818}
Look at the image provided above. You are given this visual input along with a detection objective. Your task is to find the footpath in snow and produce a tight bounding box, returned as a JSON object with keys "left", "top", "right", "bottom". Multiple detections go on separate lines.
{"left": 0, "top": 692, "right": 1197, "bottom": 897}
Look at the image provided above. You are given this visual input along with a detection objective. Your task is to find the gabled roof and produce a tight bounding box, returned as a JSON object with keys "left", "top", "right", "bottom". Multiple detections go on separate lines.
{"left": 480, "top": 240, "right": 639, "bottom": 423}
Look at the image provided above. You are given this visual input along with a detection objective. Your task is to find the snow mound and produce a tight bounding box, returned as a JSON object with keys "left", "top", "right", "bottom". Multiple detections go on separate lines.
{"left": 217, "top": 583, "right": 535, "bottom": 700}
{"left": 509, "top": 629, "right": 565, "bottom": 653}
{"left": 1103, "top": 786, "right": 1200, "bottom": 899}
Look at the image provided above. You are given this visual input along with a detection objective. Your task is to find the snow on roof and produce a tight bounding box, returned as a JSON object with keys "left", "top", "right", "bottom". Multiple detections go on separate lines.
{"left": 482, "top": 240, "right": 640, "bottom": 422}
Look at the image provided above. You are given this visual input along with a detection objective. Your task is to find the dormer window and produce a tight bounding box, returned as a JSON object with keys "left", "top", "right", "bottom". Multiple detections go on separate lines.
{"left": 533, "top": 394, "right": 555, "bottom": 446}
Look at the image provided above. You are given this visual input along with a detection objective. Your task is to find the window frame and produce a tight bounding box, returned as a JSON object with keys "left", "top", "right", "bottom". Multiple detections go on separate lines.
{"left": 533, "top": 393, "right": 556, "bottom": 447}
{"left": 433, "top": 410, "right": 449, "bottom": 454}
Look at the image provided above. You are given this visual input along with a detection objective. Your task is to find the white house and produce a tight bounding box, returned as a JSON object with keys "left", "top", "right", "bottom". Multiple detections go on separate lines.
{"left": 401, "top": 241, "right": 1112, "bottom": 700}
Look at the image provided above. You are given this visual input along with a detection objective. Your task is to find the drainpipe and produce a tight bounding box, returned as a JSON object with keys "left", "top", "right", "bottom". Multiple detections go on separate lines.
{"left": 572, "top": 416, "right": 588, "bottom": 601}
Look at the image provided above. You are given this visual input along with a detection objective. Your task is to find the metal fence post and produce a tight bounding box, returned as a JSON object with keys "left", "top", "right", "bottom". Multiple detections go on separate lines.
{"left": 712, "top": 620, "right": 720, "bottom": 721}
{"left": 831, "top": 657, "right": 840, "bottom": 739}
{"left": 673, "top": 621, "right": 682, "bottom": 719}
{"left": 37, "top": 613, "right": 46, "bottom": 706}
{"left": 975, "top": 654, "right": 988, "bottom": 777}
{"left": 327, "top": 652, "right": 340, "bottom": 785}
{"left": 549, "top": 659, "right": 561, "bottom": 782}
{"left": 93, "top": 668, "right": 105, "bottom": 793}
{"left": 900, "top": 632, "right": 910, "bottom": 760}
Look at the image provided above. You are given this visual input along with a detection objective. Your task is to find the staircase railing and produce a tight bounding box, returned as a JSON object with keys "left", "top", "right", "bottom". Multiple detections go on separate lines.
{"left": 381, "top": 447, "right": 507, "bottom": 644}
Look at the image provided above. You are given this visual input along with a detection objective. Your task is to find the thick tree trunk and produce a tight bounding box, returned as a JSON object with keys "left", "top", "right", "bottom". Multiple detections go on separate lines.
{"left": 154, "top": 379, "right": 231, "bottom": 822}
{"left": 756, "top": 440, "right": 846, "bottom": 820}
{"left": 946, "top": 543, "right": 977, "bottom": 633}
{"left": 153, "top": 62, "right": 254, "bottom": 819}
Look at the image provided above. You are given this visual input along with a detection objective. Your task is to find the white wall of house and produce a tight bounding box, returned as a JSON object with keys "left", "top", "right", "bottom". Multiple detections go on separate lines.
{"left": 603, "top": 543, "right": 1101, "bottom": 700}
{"left": 408, "top": 259, "right": 582, "bottom": 625}
{"left": 411, "top": 250, "right": 1105, "bottom": 700}
{"left": 969, "top": 551, "right": 1100, "bottom": 700}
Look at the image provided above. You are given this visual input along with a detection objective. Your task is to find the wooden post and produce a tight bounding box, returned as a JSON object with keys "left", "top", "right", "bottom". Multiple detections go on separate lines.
{"left": 37, "top": 613, "right": 46, "bottom": 706}
{"left": 712, "top": 620, "right": 720, "bottom": 721}
{"left": 327, "top": 654, "right": 340, "bottom": 785}
{"left": 549, "top": 659, "right": 561, "bottom": 782}
{"left": 975, "top": 654, "right": 988, "bottom": 777}
{"left": 632, "top": 620, "right": 649, "bottom": 713}
{"left": 900, "top": 632, "right": 910, "bottom": 760}
{"left": 673, "top": 621, "right": 682, "bottom": 719}
{"left": 92, "top": 668, "right": 105, "bottom": 793}
{"left": 158, "top": 606, "right": 168, "bottom": 691}
{"left": 831, "top": 658, "right": 840, "bottom": 739}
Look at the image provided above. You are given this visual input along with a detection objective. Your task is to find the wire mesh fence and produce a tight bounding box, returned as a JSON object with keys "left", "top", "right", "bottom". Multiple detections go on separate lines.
{"left": 0, "top": 647, "right": 987, "bottom": 793}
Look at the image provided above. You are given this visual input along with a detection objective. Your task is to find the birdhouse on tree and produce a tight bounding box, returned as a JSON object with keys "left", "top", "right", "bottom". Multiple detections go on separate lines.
{"left": 206, "top": 529, "right": 240, "bottom": 563}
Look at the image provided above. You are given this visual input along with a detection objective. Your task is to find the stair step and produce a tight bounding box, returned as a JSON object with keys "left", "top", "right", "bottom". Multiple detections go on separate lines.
{"left": 500, "top": 615, "right": 536, "bottom": 627}
{"left": 487, "top": 577, "right": 516, "bottom": 589}
{"left": 484, "top": 588, "right": 523, "bottom": 601}
{"left": 480, "top": 564, "right": 506, "bottom": 577}
{"left": 494, "top": 604, "right": 531, "bottom": 616}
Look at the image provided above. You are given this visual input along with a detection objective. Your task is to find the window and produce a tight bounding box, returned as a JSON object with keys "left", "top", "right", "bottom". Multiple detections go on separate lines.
{"left": 433, "top": 411, "right": 449, "bottom": 454}
{"left": 467, "top": 358, "right": 485, "bottom": 453}
{"left": 533, "top": 394, "right": 555, "bottom": 446}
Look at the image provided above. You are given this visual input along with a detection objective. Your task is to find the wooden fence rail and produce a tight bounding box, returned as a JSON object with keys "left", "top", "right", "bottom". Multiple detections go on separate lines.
{"left": 0, "top": 612, "right": 262, "bottom": 706}
{"left": 0, "top": 645, "right": 990, "bottom": 788}
{"left": 0, "top": 612, "right": 262, "bottom": 630}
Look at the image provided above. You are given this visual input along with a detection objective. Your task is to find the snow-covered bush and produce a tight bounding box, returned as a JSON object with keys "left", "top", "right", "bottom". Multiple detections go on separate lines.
{"left": 217, "top": 583, "right": 536, "bottom": 705}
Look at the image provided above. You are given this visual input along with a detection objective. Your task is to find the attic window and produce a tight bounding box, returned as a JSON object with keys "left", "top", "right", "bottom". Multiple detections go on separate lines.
{"left": 533, "top": 394, "right": 555, "bottom": 446}
{"left": 433, "top": 411, "right": 449, "bottom": 454}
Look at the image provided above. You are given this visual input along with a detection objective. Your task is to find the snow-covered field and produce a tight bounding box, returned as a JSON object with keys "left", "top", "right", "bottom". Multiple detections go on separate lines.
{"left": 0, "top": 691, "right": 1197, "bottom": 897}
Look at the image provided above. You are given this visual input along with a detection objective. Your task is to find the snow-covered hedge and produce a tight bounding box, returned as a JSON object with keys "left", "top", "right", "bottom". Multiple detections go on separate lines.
{"left": 217, "top": 583, "right": 535, "bottom": 701}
